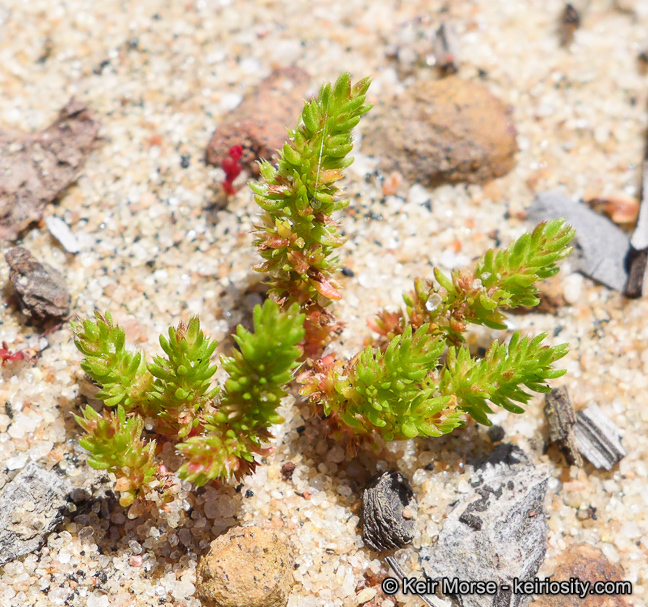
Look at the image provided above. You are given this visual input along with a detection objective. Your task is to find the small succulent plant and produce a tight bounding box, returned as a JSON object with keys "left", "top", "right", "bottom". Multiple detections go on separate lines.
{"left": 72, "top": 300, "right": 304, "bottom": 506}
{"left": 251, "top": 73, "right": 372, "bottom": 356}
{"left": 299, "top": 219, "right": 575, "bottom": 444}
{"left": 73, "top": 73, "right": 575, "bottom": 504}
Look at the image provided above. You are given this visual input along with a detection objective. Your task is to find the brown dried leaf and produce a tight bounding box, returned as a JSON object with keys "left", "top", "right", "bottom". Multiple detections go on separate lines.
{"left": 0, "top": 99, "right": 99, "bottom": 243}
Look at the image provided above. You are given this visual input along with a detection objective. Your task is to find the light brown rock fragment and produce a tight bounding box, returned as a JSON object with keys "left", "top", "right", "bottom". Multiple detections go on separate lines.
{"left": 362, "top": 76, "right": 517, "bottom": 186}
{"left": 0, "top": 99, "right": 99, "bottom": 242}
{"left": 206, "top": 67, "right": 310, "bottom": 176}
{"left": 196, "top": 525, "right": 295, "bottom": 607}
{"left": 533, "top": 544, "right": 629, "bottom": 607}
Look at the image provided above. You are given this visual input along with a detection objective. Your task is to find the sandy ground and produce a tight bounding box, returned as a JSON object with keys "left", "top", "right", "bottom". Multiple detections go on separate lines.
{"left": 0, "top": 0, "right": 647, "bottom": 606}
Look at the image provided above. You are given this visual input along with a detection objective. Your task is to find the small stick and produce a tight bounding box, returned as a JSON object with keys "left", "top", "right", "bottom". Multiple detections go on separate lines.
{"left": 625, "top": 155, "right": 648, "bottom": 297}
{"left": 432, "top": 23, "right": 459, "bottom": 75}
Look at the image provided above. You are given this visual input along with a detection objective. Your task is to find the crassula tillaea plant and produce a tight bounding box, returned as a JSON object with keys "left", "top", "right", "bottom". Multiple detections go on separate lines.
{"left": 73, "top": 73, "right": 575, "bottom": 505}
{"left": 251, "top": 73, "right": 372, "bottom": 356}
{"left": 250, "top": 73, "right": 576, "bottom": 444}
{"left": 299, "top": 219, "right": 575, "bottom": 443}
{"left": 72, "top": 299, "right": 304, "bottom": 506}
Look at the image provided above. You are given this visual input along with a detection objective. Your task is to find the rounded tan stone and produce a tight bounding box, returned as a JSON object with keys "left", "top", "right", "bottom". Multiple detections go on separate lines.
{"left": 362, "top": 76, "right": 518, "bottom": 187}
{"left": 196, "top": 525, "right": 294, "bottom": 607}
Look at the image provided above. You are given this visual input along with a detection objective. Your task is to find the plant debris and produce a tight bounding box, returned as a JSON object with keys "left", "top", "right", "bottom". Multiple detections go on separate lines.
{"left": 280, "top": 461, "right": 296, "bottom": 481}
{"left": 221, "top": 145, "right": 243, "bottom": 195}
{"left": 5, "top": 246, "right": 71, "bottom": 320}
{"left": 361, "top": 471, "right": 417, "bottom": 552}
{"left": 362, "top": 76, "right": 517, "bottom": 187}
{"left": 419, "top": 445, "right": 549, "bottom": 607}
{"left": 432, "top": 23, "right": 459, "bottom": 75}
{"left": 558, "top": 3, "right": 581, "bottom": 47}
{"left": 527, "top": 191, "right": 630, "bottom": 292}
{"left": 624, "top": 155, "right": 648, "bottom": 298}
{"left": 544, "top": 386, "right": 583, "bottom": 467}
{"left": 0, "top": 341, "right": 39, "bottom": 366}
{"left": 205, "top": 67, "right": 310, "bottom": 176}
{"left": 0, "top": 99, "right": 99, "bottom": 243}
{"left": 0, "top": 463, "right": 71, "bottom": 566}
{"left": 574, "top": 403, "right": 626, "bottom": 471}
{"left": 585, "top": 195, "right": 639, "bottom": 228}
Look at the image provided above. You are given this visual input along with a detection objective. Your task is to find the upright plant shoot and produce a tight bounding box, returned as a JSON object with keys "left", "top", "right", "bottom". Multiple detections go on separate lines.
{"left": 251, "top": 73, "right": 372, "bottom": 355}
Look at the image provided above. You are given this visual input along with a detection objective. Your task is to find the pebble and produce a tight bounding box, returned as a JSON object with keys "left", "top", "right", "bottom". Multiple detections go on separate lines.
{"left": 4, "top": 247, "right": 71, "bottom": 320}
{"left": 86, "top": 593, "right": 110, "bottom": 607}
{"left": 45, "top": 216, "right": 81, "bottom": 254}
{"left": 206, "top": 67, "right": 310, "bottom": 176}
{"left": 563, "top": 273, "right": 584, "bottom": 305}
{"left": 5, "top": 454, "right": 29, "bottom": 470}
{"left": 534, "top": 543, "right": 629, "bottom": 607}
{"left": 363, "top": 77, "right": 518, "bottom": 187}
{"left": 356, "top": 587, "right": 377, "bottom": 604}
{"left": 196, "top": 525, "right": 294, "bottom": 607}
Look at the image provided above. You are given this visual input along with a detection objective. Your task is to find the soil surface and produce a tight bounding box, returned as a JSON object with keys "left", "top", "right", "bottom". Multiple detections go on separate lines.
{"left": 0, "top": 1, "right": 647, "bottom": 606}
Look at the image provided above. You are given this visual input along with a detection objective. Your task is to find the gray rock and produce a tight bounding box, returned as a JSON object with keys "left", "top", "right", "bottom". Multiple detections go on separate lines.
{"left": 0, "top": 463, "right": 71, "bottom": 566}
{"left": 419, "top": 445, "right": 549, "bottom": 607}
{"left": 527, "top": 191, "right": 630, "bottom": 292}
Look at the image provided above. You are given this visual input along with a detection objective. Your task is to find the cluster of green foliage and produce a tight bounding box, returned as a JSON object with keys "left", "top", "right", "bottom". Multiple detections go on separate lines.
{"left": 72, "top": 300, "right": 304, "bottom": 506}
{"left": 300, "top": 219, "right": 574, "bottom": 443}
{"left": 251, "top": 73, "right": 372, "bottom": 355}
{"left": 73, "top": 73, "right": 575, "bottom": 503}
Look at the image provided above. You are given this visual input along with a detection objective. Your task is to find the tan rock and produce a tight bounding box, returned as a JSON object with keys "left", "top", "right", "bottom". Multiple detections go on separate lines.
{"left": 205, "top": 67, "right": 310, "bottom": 176}
{"left": 533, "top": 544, "right": 629, "bottom": 607}
{"left": 362, "top": 76, "right": 517, "bottom": 186}
{"left": 196, "top": 525, "right": 294, "bottom": 607}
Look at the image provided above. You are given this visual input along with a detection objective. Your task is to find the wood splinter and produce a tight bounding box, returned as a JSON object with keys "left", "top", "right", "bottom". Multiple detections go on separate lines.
{"left": 574, "top": 403, "right": 627, "bottom": 471}
{"left": 544, "top": 386, "right": 583, "bottom": 467}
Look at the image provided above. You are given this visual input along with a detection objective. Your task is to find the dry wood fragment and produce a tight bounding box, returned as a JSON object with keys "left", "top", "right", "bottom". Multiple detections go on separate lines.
{"left": 574, "top": 403, "right": 626, "bottom": 470}
{"left": 0, "top": 99, "right": 99, "bottom": 243}
{"left": 544, "top": 386, "right": 583, "bottom": 467}
{"left": 0, "top": 463, "right": 71, "bottom": 566}
{"left": 624, "top": 156, "right": 648, "bottom": 298}
{"left": 361, "top": 471, "right": 417, "bottom": 552}
{"left": 432, "top": 23, "right": 459, "bottom": 75}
